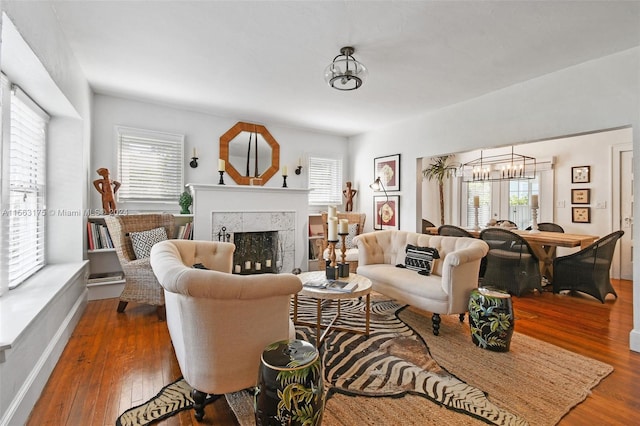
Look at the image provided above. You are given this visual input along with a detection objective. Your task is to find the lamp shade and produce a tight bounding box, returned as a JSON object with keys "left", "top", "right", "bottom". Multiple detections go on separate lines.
{"left": 324, "top": 46, "right": 368, "bottom": 91}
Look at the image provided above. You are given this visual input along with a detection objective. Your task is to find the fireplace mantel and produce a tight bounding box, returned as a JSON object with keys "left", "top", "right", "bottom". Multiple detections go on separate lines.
{"left": 185, "top": 183, "right": 311, "bottom": 271}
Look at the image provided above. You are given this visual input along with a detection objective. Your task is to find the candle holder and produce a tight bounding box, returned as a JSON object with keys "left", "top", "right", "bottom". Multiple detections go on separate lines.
{"left": 190, "top": 157, "right": 199, "bottom": 168}
{"left": 473, "top": 206, "right": 480, "bottom": 231}
{"left": 338, "top": 232, "right": 349, "bottom": 277}
{"left": 282, "top": 175, "right": 288, "bottom": 188}
{"left": 218, "top": 170, "right": 225, "bottom": 185}
{"left": 325, "top": 240, "right": 339, "bottom": 280}
{"left": 530, "top": 207, "right": 540, "bottom": 233}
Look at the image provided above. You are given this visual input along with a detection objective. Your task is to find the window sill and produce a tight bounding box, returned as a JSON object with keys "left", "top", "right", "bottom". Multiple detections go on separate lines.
{"left": 0, "top": 261, "right": 88, "bottom": 353}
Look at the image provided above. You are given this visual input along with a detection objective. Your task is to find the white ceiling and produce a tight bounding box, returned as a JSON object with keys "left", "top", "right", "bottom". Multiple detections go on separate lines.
{"left": 48, "top": 1, "right": 640, "bottom": 137}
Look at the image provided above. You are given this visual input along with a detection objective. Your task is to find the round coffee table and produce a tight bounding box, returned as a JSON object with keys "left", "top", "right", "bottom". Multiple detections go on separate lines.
{"left": 294, "top": 270, "right": 372, "bottom": 347}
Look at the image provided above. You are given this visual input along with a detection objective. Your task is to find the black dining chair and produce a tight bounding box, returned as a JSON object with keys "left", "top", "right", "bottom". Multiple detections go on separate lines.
{"left": 422, "top": 219, "right": 436, "bottom": 234}
{"left": 438, "top": 225, "right": 473, "bottom": 237}
{"left": 495, "top": 219, "right": 518, "bottom": 228}
{"left": 552, "top": 230, "right": 624, "bottom": 303}
{"left": 525, "top": 222, "right": 565, "bottom": 233}
{"left": 480, "top": 228, "right": 542, "bottom": 296}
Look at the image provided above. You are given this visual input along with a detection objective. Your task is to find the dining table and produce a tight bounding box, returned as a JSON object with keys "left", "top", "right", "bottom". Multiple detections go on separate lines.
{"left": 425, "top": 226, "right": 599, "bottom": 282}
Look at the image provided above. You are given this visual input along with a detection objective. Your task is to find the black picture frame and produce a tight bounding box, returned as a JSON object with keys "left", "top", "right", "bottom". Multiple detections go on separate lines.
{"left": 571, "top": 166, "right": 590, "bottom": 184}
{"left": 373, "top": 195, "right": 400, "bottom": 230}
{"left": 571, "top": 188, "right": 591, "bottom": 205}
{"left": 572, "top": 207, "right": 591, "bottom": 223}
{"left": 373, "top": 154, "right": 401, "bottom": 191}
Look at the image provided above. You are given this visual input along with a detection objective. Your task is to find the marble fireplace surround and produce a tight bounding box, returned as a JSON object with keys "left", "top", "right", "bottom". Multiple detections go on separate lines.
{"left": 186, "top": 184, "right": 310, "bottom": 272}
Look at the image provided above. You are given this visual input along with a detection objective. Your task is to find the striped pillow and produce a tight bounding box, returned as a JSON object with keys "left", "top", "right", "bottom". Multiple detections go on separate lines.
{"left": 404, "top": 244, "right": 440, "bottom": 275}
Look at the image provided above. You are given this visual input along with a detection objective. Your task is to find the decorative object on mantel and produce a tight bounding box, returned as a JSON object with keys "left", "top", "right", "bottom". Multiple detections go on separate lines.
{"left": 324, "top": 46, "right": 368, "bottom": 91}
{"left": 218, "top": 158, "right": 226, "bottom": 185}
{"left": 529, "top": 194, "right": 540, "bottom": 233}
{"left": 295, "top": 157, "right": 303, "bottom": 175}
{"left": 93, "top": 167, "right": 121, "bottom": 214}
{"left": 282, "top": 165, "right": 288, "bottom": 188}
{"left": 220, "top": 121, "right": 280, "bottom": 186}
{"left": 461, "top": 146, "right": 536, "bottom": 182}
{"left": 343, "top": 181, "right": 357, "bottom": 212}
{"left": 189, "top": 147, "right": 198, "bottom": 168}
{"left": 178, "top": 191, "right": 193, "bottom": 215}
{"left": 422, "top": 155, "right": 459, "bottom": 225}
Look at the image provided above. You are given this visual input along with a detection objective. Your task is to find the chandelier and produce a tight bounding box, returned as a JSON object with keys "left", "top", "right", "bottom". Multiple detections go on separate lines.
{"left": 324, "top": 46, "right": 368, "bottom": 91}
{"left": 461, "top": 147, "right": 536, "bottom": 182}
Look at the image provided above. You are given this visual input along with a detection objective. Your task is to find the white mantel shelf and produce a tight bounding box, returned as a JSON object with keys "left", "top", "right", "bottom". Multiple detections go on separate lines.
{"left": 186, "top": 183, "right": 311, "bottom": 272}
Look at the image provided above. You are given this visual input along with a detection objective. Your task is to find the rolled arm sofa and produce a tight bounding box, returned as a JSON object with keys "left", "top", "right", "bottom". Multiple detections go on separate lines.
{"left": 354, "top": 230, "right": 489, "bottom": 335}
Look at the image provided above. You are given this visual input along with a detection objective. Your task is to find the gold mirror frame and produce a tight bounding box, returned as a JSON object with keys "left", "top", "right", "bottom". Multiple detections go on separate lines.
{"left": 220, "top": 122, "right": 280, "bottom": 185}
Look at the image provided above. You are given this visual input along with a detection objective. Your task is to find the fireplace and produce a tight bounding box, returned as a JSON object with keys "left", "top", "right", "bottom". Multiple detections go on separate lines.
{"left": 232, "top": 231, "right": 278, "bottom": 274}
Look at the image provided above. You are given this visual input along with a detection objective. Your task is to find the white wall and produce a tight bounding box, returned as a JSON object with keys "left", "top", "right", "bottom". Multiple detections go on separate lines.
{"left": 0, "top": 2, "right": 92, "bottom": 424}
{"left": 350, "top": 48, "right": 640, "bottom": 351}
{"left": 91, "top": 94, "right": 349, "bottom": 213}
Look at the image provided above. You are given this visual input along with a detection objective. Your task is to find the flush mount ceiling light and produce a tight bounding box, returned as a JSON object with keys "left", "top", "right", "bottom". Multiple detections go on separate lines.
{"left": 324, "top": 46, "right": 368, "bottom": 91}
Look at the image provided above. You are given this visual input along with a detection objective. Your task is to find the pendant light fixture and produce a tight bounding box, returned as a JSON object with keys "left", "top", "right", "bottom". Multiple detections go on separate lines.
{"left": 324, "top": 46, "right": 368, "bottom": 91}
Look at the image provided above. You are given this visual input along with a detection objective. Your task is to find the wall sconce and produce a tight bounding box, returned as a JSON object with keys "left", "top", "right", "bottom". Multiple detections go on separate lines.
{"left": 190, "top": 147, "right": 198, "bottom": 168}
{"left": 295, "top": 157, "right": 303, "bottom": 175}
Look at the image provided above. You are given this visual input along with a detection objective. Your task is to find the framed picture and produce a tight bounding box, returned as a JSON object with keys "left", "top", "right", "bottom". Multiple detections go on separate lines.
{"left": 374, "top": 154, "right": 401, "bottom": 191}
{"left": 373, "top": 195, "right": 400, "bottom": 230}
{"left": 572, "top": 207, "right": 591, "bottom": 223}
{"left": 571, "top": 166, "right": 590, "bottom": 183}
{"left": 571, "top": 188, "right": 591, "bottom": 204}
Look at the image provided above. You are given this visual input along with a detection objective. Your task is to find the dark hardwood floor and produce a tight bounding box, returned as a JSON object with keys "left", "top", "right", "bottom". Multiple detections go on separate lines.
{"left": 26, "top": 279, "right": 639, "bottom": 425}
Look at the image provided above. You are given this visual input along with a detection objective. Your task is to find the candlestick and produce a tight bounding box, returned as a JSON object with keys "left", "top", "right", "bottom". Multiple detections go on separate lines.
{"left": 530, "top": 206, "right": 540, "bottom": 233}
{"left": 326, "top": 240, "right": 339, "bottom": 280}
{"left": 473, "top": 207, "right": 480, "bottom": 231}
{"left": 338, "top": 232, "right": 349, "bottom": 277}
{"left": 218, "top": 159, "right": 225, "bottom": 171}
{"left": 218, "top": 170, "right": 225, "bottom": 185}
{"left": 282, "top": 175, "right": 288, "bottom": 188}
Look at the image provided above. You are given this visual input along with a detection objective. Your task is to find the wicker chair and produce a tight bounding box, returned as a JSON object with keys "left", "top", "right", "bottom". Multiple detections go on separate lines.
{"left": 104, "top": 213, "right": 175, "bottom": 319}
{"left": 480, "top": 228, "right": 542, "bottom": 296}
{"left": 552, "top": 230, "right": 624, "bottom": 303}
{"left": 525, "top": 222, "right": 565, "bottom": 233}
{"left": 495, "top": 219, "right": 518, "bottom": 229}
{"left": 438, "top": 225, "right": 473, "bottom": 237}
{"left": 318, "top": 211, "right": 366, "bottom": 273}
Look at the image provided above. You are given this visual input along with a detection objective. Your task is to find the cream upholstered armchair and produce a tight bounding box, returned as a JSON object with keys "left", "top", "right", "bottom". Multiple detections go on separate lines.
{"left": 318, "top": 211, "right": 366, "bottom": 272}
{"left": 150, "top": 239, "right": 302, "bottom": 421}
{"left": 104, "top": 213, "right": 175, "bottom": 319}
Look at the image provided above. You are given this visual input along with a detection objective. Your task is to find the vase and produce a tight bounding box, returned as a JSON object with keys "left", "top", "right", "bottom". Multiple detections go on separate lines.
{"left": 468, "top": 287, "right": 514, "bottom": 352}
{"left": 255, "top": 339, "right": 324, "bottom": 425}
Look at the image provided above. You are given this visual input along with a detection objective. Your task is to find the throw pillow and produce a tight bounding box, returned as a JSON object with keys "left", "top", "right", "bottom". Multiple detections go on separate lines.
{"left": 129, "top": 227, "right": 168, "bottom": 259}
{"left": 404, "top": 244, "right": 440, "bottom": 275}
{"left": 335, "top": 223, "right": 359, "bottom": 250}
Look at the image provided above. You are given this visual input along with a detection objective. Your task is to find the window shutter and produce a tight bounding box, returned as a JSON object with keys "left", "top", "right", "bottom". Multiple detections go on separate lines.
{"left": 308, "top": 157, "right": 343, "bottom": 206}
{"left": 7, "top": 83, "right": 49, "bottom": 288}
{"left": 466, "top": 181, "right": 491, "bottom": 227}
{"left": 116, "top": 127, "right": 184, "bottom": 202}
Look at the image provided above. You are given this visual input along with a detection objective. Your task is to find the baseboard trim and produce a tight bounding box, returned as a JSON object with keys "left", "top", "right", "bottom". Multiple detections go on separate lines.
{"left": 630, "top": 328, "right": 640, "bottom": 353}
{"left": 0, "top": 289, "right": 87, "bottom": 426}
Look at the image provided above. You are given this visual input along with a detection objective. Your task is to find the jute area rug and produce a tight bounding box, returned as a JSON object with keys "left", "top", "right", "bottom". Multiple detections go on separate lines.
{"left": 227, "top": 298, "right": 612, "bottom": 426}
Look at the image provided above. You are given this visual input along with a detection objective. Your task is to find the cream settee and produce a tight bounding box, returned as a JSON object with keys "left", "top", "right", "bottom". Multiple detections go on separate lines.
{"left": 354, "top": 230, "right": 489, "bottom": 335}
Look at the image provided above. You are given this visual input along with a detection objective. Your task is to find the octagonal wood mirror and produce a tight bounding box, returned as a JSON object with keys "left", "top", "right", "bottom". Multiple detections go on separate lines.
{"left": 220, "top": 122, "right": 280, "bottom": 185}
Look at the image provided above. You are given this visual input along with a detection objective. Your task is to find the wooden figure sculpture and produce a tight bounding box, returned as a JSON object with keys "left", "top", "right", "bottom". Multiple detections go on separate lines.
{"left": 343, "top": 181, "right": 357, "bottom": 212}
{"left": 93, "top": 167, "right": 121, "bottom": 214}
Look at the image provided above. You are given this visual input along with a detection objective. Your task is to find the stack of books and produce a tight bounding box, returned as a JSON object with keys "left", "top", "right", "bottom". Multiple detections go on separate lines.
{"left": 303, "top": 279, "right": 358, "bottom": 293}
{"left": 87, "top": 222, "right": 114, "bottom": 250}
{"left": 175, "top": 222, "right": 193, "bottom": 239}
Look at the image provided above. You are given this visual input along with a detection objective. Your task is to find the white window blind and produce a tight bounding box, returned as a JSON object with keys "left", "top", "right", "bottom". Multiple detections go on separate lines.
{"left": 308, "top": 156, "right": 343, "bottom": 206}
{"left": 466, "top": 181, "right": 491, "bottom": 228}
{"left": 6, "top": 81, "right": 49, "bottom": 289}
{"left": 116, "top": 126, "right": 184, "bottom": 202}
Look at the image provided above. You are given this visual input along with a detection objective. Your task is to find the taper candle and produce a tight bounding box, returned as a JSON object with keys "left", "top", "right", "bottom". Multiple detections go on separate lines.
{"left": 193, "top": 147, "right": 197, "bottom": 158}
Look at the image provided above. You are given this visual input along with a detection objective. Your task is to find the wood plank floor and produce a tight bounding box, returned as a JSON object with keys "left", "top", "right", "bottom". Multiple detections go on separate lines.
{"left": 27, "top": 280, "right": 639, "bottom": 425}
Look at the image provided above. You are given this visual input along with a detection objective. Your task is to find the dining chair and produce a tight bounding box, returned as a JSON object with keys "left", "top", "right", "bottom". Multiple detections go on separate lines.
{"left": 525, "top": 222, "right": 565, "bottom": 233}
{"left": 495, "top": 219, "right": 518, "bottom": 228}
{"left": 437, "top": 224, "right": 473, "bottom": 237}
{"left": 552, "top": 230, "right": 624, "bottom": 303}
{"left": 480, "top": 228, "right": 542, "bottom": 296}
{"left": 422, "top": 219, "right": 436, "bottom": 234}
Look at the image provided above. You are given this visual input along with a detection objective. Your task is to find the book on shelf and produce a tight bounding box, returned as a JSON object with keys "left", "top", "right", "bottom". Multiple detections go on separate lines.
{"left": 87, "top": 272, "right": 124, "bottom": 284}
{"left": 303, "top": 279, "right": 357, "bottom": 293}
{"left": 88, "top": 222, "right": 114, "bottom": 250}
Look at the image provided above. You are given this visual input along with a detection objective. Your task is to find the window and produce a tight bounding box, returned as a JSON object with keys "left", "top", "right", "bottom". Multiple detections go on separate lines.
{"left": 508, "top": 180, "right": 539, "bottom": 229}
{"left": 466, "top": 181, "right": 492, "bottom": 227}
{"left": 308, "top": 156, "right": 343, "bottom": 205}
{"left": 116, "top": 126, "right": 184, "bottom": 202}
{"left": 1, "top": 75, "right": 49, "bottom": 289}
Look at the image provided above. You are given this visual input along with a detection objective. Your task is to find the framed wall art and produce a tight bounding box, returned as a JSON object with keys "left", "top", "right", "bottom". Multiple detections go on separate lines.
{"left": 571, "top": 166, "right": 590, "bottom": 184}
{"left": 572, "top": 207, "right": 591, "bottom": 223}
{"left": 571, "top": 188, "right": 591, "bottom": 205}
{"left": 374, "top": 154, "right": 401, "bottom": 191}
{"left": 373, "top": 195, "right": 400, "bottom": 230}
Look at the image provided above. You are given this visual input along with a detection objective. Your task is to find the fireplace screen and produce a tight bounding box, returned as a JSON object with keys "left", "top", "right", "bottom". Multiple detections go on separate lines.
{"left": 232, "top": 231, "right": 279, "bottom": 274}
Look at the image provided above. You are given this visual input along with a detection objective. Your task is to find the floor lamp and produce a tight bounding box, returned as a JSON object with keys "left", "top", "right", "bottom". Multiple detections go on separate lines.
{"left": 370, "top": 177, "right": 389, "bottom": 230}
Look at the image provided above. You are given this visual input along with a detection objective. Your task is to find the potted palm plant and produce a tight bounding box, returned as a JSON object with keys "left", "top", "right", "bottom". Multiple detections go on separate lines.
{"left": 422, "top": 155, "right": 459, "bottom": 226}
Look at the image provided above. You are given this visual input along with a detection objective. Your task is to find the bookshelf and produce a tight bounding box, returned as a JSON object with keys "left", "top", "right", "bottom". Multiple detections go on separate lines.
{"left": 86, "top": 213, "right": 193, "bottom": 300}
{"left": 308, "top": 214, "right": 324, "bottom": 271}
